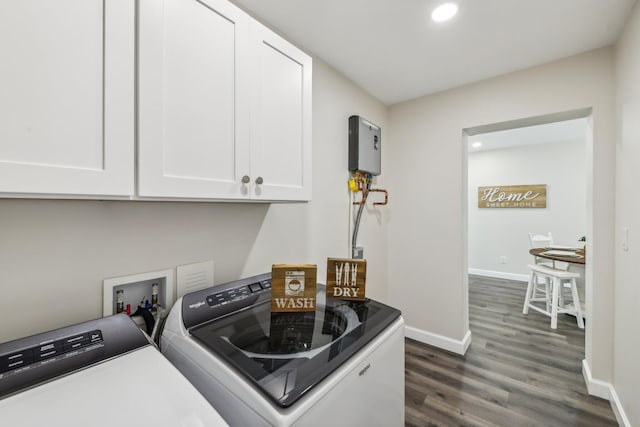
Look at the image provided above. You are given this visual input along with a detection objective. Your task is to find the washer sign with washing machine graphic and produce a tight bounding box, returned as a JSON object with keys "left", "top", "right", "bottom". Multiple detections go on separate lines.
{"left": 271, "top": 264, "right": 317, "bottom": 312}
{"left": 285, "top": 271, "right": 305, "bottom": 296}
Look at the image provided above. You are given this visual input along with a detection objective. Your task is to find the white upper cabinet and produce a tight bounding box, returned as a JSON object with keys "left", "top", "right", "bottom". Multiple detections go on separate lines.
{"left": 138, "top": 0, "right": 251, "bottom": 199}
{"left": 248, "top": 22, "right": 312, "bottom": 201}
{"left": 138, "top": 0, "right": 312, "bottom": 201}
{"left": 0, "top": 0, "right": 310, "bottom": 201}
{"left": 0, "top": 0, "right": 134, "bottom": 197}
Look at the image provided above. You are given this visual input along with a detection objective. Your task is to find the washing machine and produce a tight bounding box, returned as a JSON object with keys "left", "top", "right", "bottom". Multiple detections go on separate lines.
{"left": 0, "top": 314, "right": 228, "bottom": 426}
{"left": 160, "top": 272, "right": 405, "bottom": 427}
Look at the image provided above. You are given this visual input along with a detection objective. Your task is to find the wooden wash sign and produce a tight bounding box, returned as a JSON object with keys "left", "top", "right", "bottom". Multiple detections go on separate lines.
{"left": 271, "top": 264, "right": 317, "bottom": 312}
{"left": 326, "top": 258, "right": 367, "bottom": 301}
{"left": 478, "top": 184, "right": 547, "bottom": 209}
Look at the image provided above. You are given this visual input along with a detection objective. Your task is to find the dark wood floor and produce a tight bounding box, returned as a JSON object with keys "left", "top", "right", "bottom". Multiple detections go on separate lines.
{"left": 405, "top": 275, "right": 617, "bottom": 427}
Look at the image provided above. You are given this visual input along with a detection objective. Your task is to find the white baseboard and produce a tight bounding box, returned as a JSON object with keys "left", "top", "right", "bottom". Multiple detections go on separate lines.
{"left": 582, "top": 359, "right": 631, "bottom": 427}
{"left": 609, "top": 386, "right": 631, "bottom": 427}
{"left": 581, "top": 359, "right": 610, "bottom": 399}
{"left": 405, "top": 325, "right": 472, "bottom": 355}
{"left": 468, "top": 268, "right": 529, "bottom": 282}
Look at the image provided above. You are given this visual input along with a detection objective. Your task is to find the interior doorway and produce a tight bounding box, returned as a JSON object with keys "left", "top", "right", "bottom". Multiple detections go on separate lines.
{"left": 463, "top": 109, "right": 592, "bottom": 370}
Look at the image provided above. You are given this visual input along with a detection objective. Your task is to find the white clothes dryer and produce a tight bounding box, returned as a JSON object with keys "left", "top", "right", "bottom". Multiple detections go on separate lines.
{"left": 0, "top": 314, "right": 228, "bottom": 426}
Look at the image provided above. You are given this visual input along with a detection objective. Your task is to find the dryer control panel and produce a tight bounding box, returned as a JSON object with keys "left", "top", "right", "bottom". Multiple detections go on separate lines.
{"left": 0, "top": 314, "right": 149, "bottom": 399}
{"left": 0, "top": 330, "right": 103, "bottom": 376}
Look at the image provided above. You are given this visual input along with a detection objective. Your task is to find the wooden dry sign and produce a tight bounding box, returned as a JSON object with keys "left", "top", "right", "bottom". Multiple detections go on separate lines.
{"left": 271, "top": 264, "right": 317, "bottom": 312}
{"left": 478, "top": 184, "right": 547, "bottom": 208}
{"left": 326, "top": 258, "right": 367, "bottom": 301}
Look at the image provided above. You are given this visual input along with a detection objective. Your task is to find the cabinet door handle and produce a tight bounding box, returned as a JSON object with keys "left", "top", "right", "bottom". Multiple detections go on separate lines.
{"left": 241, "top": 175, "right": 251, "bottom": 184}
{"left": 255, "top": 176, "right": 264, "bottom": 185}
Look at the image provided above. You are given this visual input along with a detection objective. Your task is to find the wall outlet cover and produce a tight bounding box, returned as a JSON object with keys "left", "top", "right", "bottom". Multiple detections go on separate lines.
{"left": 352, "top": 246, "right": 364, "bottom": 260}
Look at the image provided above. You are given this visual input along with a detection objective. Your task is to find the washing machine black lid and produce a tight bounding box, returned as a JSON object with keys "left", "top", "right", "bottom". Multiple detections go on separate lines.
{"left": 189, "top": 291, "right": 401, "bottom": 408}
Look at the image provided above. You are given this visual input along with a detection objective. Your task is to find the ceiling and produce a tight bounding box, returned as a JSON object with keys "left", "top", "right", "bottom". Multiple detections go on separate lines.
{"left": 467, "top": 118, "right": 587, "bottom": 153}
{"left": 230, "top": 0, "right": 636, "bottom": 105}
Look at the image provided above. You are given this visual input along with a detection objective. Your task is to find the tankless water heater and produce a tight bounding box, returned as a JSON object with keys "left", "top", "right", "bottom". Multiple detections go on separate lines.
{"left": 349, "top": 115, "right": 381, "bottom": 175}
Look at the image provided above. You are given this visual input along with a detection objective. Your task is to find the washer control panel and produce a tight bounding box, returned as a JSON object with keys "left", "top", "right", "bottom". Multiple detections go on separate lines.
{"left": 206, "top": 279, "right": 271, "bottom": 307}
{"left": 182, "top": 273, "right": 272, "bottom": 329}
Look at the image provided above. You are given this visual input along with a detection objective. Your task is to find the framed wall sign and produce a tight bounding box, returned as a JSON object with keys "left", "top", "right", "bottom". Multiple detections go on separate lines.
{"left": 478, "top": 184, "right": 547, "bottom": 208}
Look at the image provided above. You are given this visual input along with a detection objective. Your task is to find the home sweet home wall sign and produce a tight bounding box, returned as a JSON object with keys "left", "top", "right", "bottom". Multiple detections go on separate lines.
{"left": 478, "top": 184, "right": 547, "bottom": 209}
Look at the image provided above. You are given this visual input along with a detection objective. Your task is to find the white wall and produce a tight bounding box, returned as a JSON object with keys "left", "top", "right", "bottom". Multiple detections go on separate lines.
{"left": 468, "top": 139, "right": 586, "bottom": 278}
{"left": 0, "top": 58, "right": 389, "bottom": 343}
{"left": 387, "top": 48, "right": 615, "bottom": 381}
{"left": 614, "top": 1, "right": 640, "bottom": 425}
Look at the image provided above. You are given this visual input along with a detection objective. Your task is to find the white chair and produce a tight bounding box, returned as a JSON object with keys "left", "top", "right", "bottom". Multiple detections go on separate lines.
{"left": 522, "top": 264, "right": 584, "bottom": 329}
{"left": 527, "top": 232, "right": 554, "bottom": 300}
{"left": 528, "top": 232, "right": 554, "bottom": 258}
{"left": 528, "top": 232, "right": 553, "bottom": 248}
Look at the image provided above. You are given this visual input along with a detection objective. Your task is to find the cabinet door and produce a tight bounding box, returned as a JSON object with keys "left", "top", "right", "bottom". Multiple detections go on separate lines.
{"left": 249, "top": 22, "right": 312, "bottom": 201}
{"left": 0, "top": 0, "right": 134, "bottom": 197}
{"left": 138, "top": 0, "right": 251, "bottom": 199}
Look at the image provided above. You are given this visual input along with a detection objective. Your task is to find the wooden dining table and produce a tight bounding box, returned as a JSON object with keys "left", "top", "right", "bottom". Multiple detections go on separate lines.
{"left": 529, "top": 247, "right": 585, "bottom": 265}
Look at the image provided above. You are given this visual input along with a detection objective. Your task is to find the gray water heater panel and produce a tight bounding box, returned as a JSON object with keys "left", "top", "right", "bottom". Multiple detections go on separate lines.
{"left": 349, "top": 115, "right": 381, "bottom": 175}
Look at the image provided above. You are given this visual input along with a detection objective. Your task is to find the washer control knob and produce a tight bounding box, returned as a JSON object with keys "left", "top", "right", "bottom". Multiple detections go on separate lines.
{"left": 255, "top": 176, "right": 264, "bottom": 185}
{"left": 241, "top": 175, "right": 250, "bottom": 184}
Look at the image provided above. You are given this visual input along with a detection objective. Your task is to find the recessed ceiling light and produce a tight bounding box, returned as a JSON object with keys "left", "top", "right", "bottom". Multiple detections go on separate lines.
{"left": 431, "top": 3, "right": 458, "bottom": 22}
{"left": 471, "top": 141, "right": 483, "bottom": 148}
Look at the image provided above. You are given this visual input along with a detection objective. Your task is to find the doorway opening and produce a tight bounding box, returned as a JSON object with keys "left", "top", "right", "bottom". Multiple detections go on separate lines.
{"left": 462, "top": 108, "right": 592, "bottom": 374}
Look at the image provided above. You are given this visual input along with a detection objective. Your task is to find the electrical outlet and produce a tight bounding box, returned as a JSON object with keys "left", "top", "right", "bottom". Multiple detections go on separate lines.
{"left": 352, "top": 246, "right": 364, "bottom": 259}
{"left": 499, "top": 256, "right": 508, "bottom": 264}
